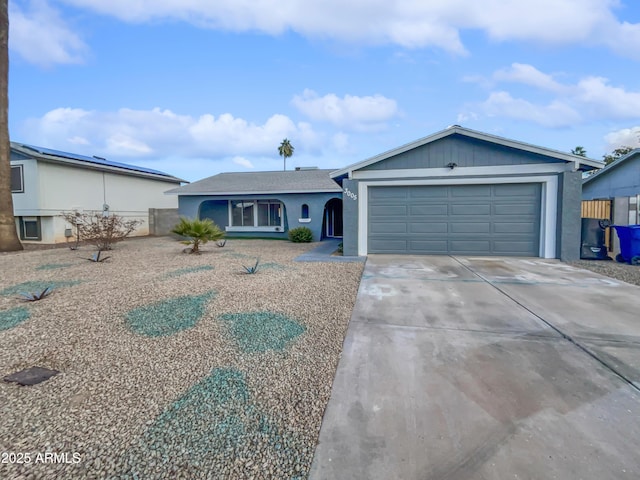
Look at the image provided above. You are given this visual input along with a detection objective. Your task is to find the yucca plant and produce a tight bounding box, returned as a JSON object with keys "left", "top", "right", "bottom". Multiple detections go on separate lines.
{"left": 19, "top": 287, "right": 52, "bottom": 302}
{"left": 242, "top": 259, "right": 260, "bottom": 274}
{"left": 171, "top": 217, "right": 225, "bottom": 254}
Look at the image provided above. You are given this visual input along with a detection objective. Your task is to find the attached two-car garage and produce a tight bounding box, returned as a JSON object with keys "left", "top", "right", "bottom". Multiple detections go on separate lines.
{"left": 332, "top": 126, "right": 602, "bottom": 260}
{"left": 367, "top": 183, "right": 541, "bottom": 256}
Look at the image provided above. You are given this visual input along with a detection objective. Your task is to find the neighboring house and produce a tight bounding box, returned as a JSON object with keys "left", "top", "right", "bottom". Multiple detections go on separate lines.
{"left": 166, "top": 168, "right": 343, "bottom": 241}
{"left": 10, "top": 143, "right": 185, "bottom": 244}
{"left": 582, "top": 149, "right": 640, "bottom": 225}
{"left": 582, "top": 149, "right": 640, "bottom": 254}
{"left": 331, "top": 126, "right": 602, "bottom": 260}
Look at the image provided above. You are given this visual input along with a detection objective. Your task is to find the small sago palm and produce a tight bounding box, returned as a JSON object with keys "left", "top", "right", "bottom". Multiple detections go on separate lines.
{"left": 171, "top": 217, "right": 225, "bottom": 254}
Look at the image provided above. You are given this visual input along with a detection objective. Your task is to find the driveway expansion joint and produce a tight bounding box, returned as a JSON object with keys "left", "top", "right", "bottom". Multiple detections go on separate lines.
{"left": 451, "top": 255, "right": 640, "bottom": 394}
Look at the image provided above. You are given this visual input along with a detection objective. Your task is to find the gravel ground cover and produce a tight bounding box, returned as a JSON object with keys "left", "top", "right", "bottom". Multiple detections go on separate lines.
{"left": 569, "top": 259, "right": 640, "bottom": 287}
{"left": 0, "top": 237, "right": 364, "bottom": 479}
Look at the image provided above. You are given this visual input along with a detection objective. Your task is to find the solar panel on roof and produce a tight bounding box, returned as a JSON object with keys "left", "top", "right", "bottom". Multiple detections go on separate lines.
{"left": 20, "top": 143, "right": 172, "bottom": 177}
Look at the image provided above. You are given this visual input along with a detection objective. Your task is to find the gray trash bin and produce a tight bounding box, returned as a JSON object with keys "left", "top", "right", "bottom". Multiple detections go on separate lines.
{"left": 580, "top": 218, "right": 610, "bottom": 260}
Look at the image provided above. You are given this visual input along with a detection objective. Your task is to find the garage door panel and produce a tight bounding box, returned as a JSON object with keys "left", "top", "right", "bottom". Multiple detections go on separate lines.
{"left": 409, "top": 204, "right": 449, "bottom": 215}
{"left": 410, "top": 222, "right": 447, "bottom": 233}
{"left": 493, "top": 240, "right": 537, "bottom": 255}
{"left": 494, "top": 184, "right": 538, "bottom": 196}
{"left": 451, "top": 185, "right": 491, "bottom": 197}
{"left": 450, "top": 222, "right": 491, "bottom": 234}
{"left": 368, "top": 183, "right": 541, "bottom": 256}
{"left": 494, "top": 222, "right": 536, "bottom": 234}
{"left": 450, "top": 240, "right": 492, "bottom": 253}
{"left": 368, "top": 239, "right": 408, "bottom": 252}
{"left": 409, "top": 240, "right": 449, "bottom": 253}
{"left": 371, "top": 187, "right": 408, "bottom": 199}
{"left": 370, "top": 223, "right": 407, "bottom": 234}
{"left": 494, "top": 204, "right": 538, "bottom": 215}
{"left": 369, "top": 205, "right": 408, "bottom": 216}
{"left": 450, "top": 204, "right": 491, "bottom": 215}
{"left": 408, "top": 186, "right": 449, "bottom": 198}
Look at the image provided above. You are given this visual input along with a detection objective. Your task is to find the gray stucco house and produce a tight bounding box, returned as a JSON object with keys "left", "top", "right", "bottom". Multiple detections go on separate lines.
{"left": 166, "top": 168, "right": 343, "bottom": 241}
{"left": 168, "top": 126, "right": 602, "bottom": 260}
{"left": 332, "top": 126, "right": 601, "bottom": 260}
{"left": 582, "top": 149, "right": 640, "bottom": 252}
{"left": 582, "top": 149, "right": 640, "bottom": 200}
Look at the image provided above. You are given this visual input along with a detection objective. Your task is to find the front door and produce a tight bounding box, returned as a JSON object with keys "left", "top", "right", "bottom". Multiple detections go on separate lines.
{"left": 324, "top": 198, "right": 343, "bottom": 238}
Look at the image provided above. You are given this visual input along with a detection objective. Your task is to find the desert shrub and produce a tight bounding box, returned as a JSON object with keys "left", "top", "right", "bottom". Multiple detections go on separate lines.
{"left": 62, "top": 211, "right": 143, "bottom": 251}
{"left": 288, "top": 226, "right": 312, "bottom": 243}
{"left": 172, "top": 217, "right": 225, "bottom": 254}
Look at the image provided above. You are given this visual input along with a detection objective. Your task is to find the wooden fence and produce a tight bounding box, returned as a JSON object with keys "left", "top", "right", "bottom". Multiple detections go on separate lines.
{"left": 581, "top": 199, "right": 612, "bottom": 250}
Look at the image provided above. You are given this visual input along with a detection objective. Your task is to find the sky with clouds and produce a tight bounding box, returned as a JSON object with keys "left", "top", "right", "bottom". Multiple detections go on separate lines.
{"left": 8, "top": 0, "right": 640, "bottom": 181}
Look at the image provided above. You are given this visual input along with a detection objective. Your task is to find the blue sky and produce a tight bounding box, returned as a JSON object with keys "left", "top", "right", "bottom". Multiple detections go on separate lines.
{"left": 8, "top": 0, "right": 640, "bottom": 182}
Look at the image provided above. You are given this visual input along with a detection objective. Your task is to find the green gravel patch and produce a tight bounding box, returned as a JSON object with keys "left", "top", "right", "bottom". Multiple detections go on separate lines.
{"left": 118, "top": 368, "right": 308, "bottom": 478}
{"left": 0, "top": 280, "right": 81, "bottom": 296}
{"left": 0, "top": 307, "right": 30, "bottom": 331}
{"left": 35, "top": 263, "right": 74, "bottom": 271}
{"left": 125, "top": 292, "right": 215, "bottom": 337}
{"left": 219, "top": 311, "right": 305, "bottom": 353}
{"left": 164, "top": 265, "right": 214, "bottom": 278}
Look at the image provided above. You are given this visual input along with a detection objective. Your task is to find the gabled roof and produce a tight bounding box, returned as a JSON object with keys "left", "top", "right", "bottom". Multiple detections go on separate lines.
{"left": 583, "top": 149, "right": 640, "bottom": 185}
{"left": 330, "top": 125, "right": 604, "bottom": 179}
{"left": 166, "top": 168, "right": 342, "bottom": 196}
{"left": 10, "top": 142, "right": 186, "bottom": 183}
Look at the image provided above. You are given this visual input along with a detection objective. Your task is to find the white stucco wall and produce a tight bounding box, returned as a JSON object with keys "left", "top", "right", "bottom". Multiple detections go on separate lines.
{"left": 11, "top": 160, "right": 180, "bottom": 243}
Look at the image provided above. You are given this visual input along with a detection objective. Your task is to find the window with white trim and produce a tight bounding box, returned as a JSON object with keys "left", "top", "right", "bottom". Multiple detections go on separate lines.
{"left": 19, "top": 216, "right": 41, "bottom": 240}
{"left": 229, "top": 200, "right": 283, "bottom": 228}
{"left": 11, "top": 165, "right": 24, "bottom": 193}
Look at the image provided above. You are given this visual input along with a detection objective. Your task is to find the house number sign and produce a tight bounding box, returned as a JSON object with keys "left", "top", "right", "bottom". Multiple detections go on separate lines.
{"left": 344, "top": 188, "right": 357, "bottom": 201}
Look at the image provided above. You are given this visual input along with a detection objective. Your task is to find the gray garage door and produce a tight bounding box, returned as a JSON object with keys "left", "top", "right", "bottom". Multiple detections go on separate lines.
{"left": 368, "top": 183, "right": 541, "bottom": 256}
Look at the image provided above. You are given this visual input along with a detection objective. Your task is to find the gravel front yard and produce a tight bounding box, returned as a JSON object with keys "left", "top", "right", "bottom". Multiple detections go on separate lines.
{"left": 569, "top": 259, "right": 640, "bottom": 287}
{"left": 0, "top": 237, "right": 364, "bottom": 479}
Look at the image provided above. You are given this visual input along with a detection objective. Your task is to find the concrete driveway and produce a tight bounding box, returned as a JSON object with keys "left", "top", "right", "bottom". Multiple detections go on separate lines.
{"left": 310, "top": 255, "right": 640, "bottom": 480}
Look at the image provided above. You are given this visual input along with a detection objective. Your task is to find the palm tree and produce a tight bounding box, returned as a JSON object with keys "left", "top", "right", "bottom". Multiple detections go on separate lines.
{"left": 571, "top": 146, "right": 587, "bottom": 157}
{"left": 0, "top": 0, "right": 22, "bottom": 251}
{"left": 171, "top": 217, "right": 225, "bottom": 254}
{"left": 278, "top": 138, "right": 294, "bottom": 171}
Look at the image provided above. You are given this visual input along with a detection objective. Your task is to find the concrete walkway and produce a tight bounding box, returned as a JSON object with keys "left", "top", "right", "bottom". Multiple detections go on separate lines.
{"left": 310, "top": 255, "right": 640, "bottom": 480}
{"left": 294, "top": 239, "right": 366, "bottom": 263}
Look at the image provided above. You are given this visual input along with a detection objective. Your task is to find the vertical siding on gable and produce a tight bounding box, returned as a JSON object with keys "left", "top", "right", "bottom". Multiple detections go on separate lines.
{"left": 361, "top": 135, "right": 566, "bottom": 171}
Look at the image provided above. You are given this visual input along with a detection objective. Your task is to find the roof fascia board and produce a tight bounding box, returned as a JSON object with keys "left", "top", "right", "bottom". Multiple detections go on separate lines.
{"left": 331, "top": 126, "right": 603, "bottom": 178}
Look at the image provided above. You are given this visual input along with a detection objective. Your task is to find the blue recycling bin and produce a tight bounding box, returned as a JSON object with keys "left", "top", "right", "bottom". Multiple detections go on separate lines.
{"left": 611, "top": 225, "right": 640, "bottom": 264}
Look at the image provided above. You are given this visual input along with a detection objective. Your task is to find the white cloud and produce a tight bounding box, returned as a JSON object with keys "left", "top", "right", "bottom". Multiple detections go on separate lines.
{"left": 22, "top": 106, "right": 320, "bottom": 158}
{"left": 463, "top": 64, "right": 640, "bottom": 127}
{"left": 58, "top": 0, "right": 640, "bottom": 58}
{"left": 480, "top": 91, "right": 581, "bottom": 128}
{"left": 232, "top": 156, "right": 254, "bottom": 169}
{"left": 493, "top": 63, "right": 567, "bottom": 93}
{"left": 292, "top": 89, "right": 399, "bottom": 132}
{"left": 10, "top": 0, "right": 88, "bottom": 67}
{"left": 604, "top": 127, "right": 640, "bottom": 150}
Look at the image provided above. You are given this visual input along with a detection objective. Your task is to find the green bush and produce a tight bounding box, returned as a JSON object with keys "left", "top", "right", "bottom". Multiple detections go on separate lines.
{"left": 171, "top": 217, "right": 225, "bottom": 254}
{"left": 288, "top": 226, "right": 313, "bottom": 243}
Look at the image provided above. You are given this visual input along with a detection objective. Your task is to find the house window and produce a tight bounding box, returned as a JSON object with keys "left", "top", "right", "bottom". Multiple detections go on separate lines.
{"left": 19, "top": 216, "right": 41, "bottom": 241}
{"left": 229, "top": 200, "right": 283, "bottom": 229}
{"left": 231, "top": 200, "right": 254, "bottom": 226}
{"left": 11, "top": 165, "right": 24, "bottom": 193}
{"left": 301, "top": 204, "right": 309, "bottom": 219}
